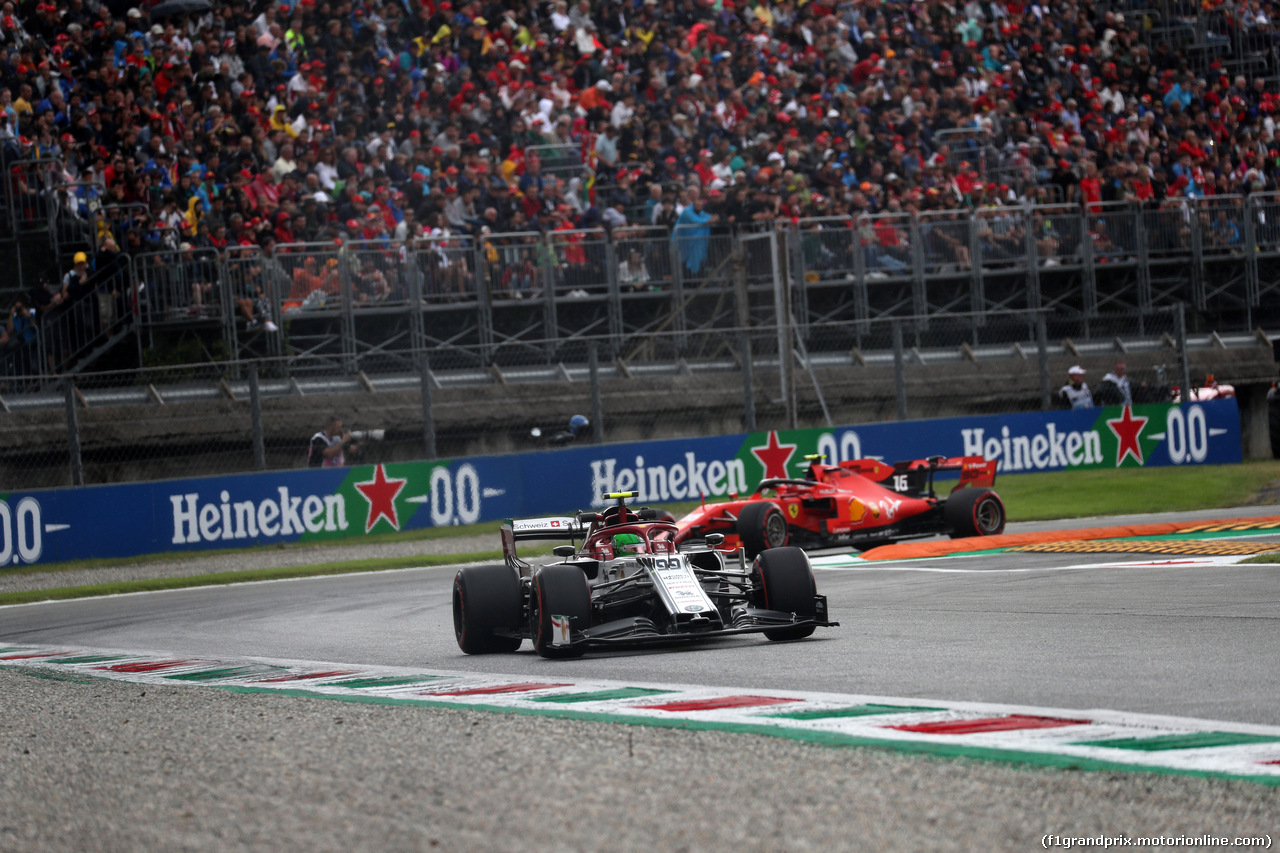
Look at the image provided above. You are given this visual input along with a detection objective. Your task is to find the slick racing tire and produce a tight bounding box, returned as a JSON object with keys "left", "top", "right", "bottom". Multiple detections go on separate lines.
{"left": 945, "top": 488, "right": 1006, "bottom": 539}
{"left": 453, "top": 564, "right": 523, "bottom": 654}
{"left": 753, "top": 547, "right": 817, "bottom": 641}
{"left": 737, "top": 501, "right": 789, "bottom": 558}
{"left": 530, "top": 565, "right": 591, "bottom": 659}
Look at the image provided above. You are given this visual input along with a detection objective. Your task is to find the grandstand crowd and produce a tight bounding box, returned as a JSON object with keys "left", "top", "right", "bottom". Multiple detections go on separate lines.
{"left": 1, "top": 0, "right": 1279, "bottom": 272}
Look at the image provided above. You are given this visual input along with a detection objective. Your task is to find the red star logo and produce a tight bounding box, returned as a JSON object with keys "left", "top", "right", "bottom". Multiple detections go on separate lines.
{"left": 1106, "top": 405, "right": 1149, "bottom": 467}
{"left": 751, "top": 431, "right": 797, "bottom": 480}
{"left": 354, "top": 464, "right": 407, "bottom": 532}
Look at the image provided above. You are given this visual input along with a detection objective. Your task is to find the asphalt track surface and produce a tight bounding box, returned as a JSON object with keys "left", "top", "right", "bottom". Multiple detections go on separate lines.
{"left": 3, "top": 506, "right": 1279, "bottom": 726}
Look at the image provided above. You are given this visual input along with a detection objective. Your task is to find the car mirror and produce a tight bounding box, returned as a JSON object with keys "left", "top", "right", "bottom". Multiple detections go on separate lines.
{"left": 553, "top": 545, "right": 576, "bottom": 558}
{"left": 705, "top": 533, "right": 725, "bottom": 547}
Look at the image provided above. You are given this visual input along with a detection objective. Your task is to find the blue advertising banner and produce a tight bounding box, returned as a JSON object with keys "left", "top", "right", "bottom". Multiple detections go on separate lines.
{"left": 2, "top": 400, "right": 1241, "bottom": 565}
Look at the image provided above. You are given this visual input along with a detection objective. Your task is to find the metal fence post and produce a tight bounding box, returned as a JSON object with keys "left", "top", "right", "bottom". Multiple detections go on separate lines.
{"left": 339, "top": 254, "right": 357, "bottom": 373}
{"left": 588, "top": 341, "right": 604, "bottom": 443}
{"left": 604, "top": 236, "right": 622, "bottom": 354}
{"left": 408, "top": 241, "right": 426, "bottom": 353}
{"left": 773, "top": 254, "right": 794, "bottom": 428}
{"left": 1176, "top": 302, "right": 1192, "bottom": 403}
{"left": 542, "top": 231, "right": 559, "bottom": 357}
{"left": 740, "top": 330, "right": 756, "bottom": 432}
{"left": 909, "top": 217, "right": 928, "bottom": 332}
{"left": 1189, "top": 205, "right": 1206, "bottom": 311}
{"left": 1037, "top": 314, "right": 1051, "bottom": 411}
{"left": 249, "top": 362, "right": 266, "bottom": 471}
{"left": 785, "top": 224, "right": 810, "bottom": 337}
{"left": 1244, "top": 196, "right": 1259, "bottom": 330}
{"left": 420, "top": 352, "right": 437, "bottom": 460}
{"left": 892, "top": 321, "right": 908, "bottom": 421}
{"left": 64, "top": 379, "right": 83, "bottom": 486}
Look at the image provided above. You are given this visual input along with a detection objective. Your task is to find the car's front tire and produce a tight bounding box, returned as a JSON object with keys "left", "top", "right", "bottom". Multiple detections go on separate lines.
{"left": 453, "top": 564, "right": 523, "bottom": 654}
{"left": 530, "top": 565, "right": 591, "bottom": 659}
{"left": 753, "top": 547, "right": 817, "bottom": 641}
{"left": 737, "top": 501, "right": 789, "bottom": 558}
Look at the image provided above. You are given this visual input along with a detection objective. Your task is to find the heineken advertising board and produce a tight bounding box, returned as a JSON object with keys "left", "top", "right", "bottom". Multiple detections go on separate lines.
{"left": 2, "top": 400, "right": 1240, "bottom": 565}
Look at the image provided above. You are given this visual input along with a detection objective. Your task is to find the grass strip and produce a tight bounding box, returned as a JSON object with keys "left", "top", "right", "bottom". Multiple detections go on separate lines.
{"left": 664, "top": 461, "right": 1280, "bottom": 520}
{"left": 1241, "top": 553, "right": 1280, "bottom": 564}
{"left": 0, "top": 521, "right": 507, "bottom": 578}
{"left": 664, "top": 462, "right": 1280, "bottom": 522}
{"left": 0, "top": 551, "right": 505, "bottom": 607}
{"left": 993, "top": 461, "right": 1280, "bottom": 521}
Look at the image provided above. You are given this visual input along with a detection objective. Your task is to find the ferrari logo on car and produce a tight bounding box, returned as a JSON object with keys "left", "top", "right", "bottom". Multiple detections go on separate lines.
{"left": 847, "top": 498, "right": 865, "bottom": 523}
{"left": 788, "top": 504, "right": 799, "bottom": 519}
{"left": 847, "top": 498, "right": 866, "bottom": 522}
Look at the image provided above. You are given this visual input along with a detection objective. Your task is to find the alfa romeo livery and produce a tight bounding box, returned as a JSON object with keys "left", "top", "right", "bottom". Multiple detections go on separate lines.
{"left": 452, "top": 492, "right": 838, "bottom": 658}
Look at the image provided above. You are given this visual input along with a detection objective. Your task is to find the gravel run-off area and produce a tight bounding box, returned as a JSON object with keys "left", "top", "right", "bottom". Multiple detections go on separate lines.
{"left": 0, "top": 668, "right": 1276, "bottom": 853}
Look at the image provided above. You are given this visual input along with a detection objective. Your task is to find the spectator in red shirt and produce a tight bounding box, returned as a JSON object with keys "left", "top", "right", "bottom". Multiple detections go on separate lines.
{"left": 1080, "top": 161, "right": 1103, "bottom": 212}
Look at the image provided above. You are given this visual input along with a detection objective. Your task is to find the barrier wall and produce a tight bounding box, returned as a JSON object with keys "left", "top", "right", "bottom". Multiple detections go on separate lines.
{"left": 3, "top": 400, "right": 1241, "bottom": 565}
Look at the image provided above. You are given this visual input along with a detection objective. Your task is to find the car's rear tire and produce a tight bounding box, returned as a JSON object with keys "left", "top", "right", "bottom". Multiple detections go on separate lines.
{"left": 737, "top": 501, "right": 789, "bottom": 558}
{"left": 753, "top": 547, "right": 817, "bottom": 641}
{"left": 945, "top": 488, "right": 1006, "bottom": 538}
{"left": 453, "top": 564, "right": 523, "bottom": 654}
{"left": 530, "top": 565, "right": 591, "bottom": 659}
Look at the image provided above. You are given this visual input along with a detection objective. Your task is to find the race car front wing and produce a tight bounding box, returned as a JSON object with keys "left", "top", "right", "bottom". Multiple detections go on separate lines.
{"left": 553, "top": 594, "right": 838, "bottom": 649}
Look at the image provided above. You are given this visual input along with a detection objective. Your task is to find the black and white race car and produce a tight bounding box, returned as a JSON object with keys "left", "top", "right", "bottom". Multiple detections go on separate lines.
{"left": 452, "top": 492, "right": 838, "bottom": 658}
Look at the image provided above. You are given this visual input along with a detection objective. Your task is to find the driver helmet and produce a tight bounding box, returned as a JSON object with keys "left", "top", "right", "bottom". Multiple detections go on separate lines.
{"left": 612, "top": 532, "right": 645, "bottom": 555}
{"left": 568, "top": 414, "right": 589, "bottom": 437}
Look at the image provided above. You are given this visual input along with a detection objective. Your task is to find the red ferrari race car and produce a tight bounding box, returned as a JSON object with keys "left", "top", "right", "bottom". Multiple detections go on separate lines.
{"left": 674, "top": 454, "right": 1005, "bottom": 557}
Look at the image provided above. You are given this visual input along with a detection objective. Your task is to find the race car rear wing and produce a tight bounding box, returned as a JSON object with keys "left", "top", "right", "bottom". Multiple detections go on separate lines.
{"left": 899, "top": 456, "right": 998, "bottom": 490}
{"left": 503, "top": 516, "right": 588, "bottom": 540}
{"left": 501, "top": 516, "right": 589, "bottom": 575}
{"left": 501, "top": 516, "right": 586, "bottom": 549}
{"left": 837, "top": 455, "right": 997, "bottom": 491}
{"left": 950, "top": 457, "right": 999, "bottom": 489}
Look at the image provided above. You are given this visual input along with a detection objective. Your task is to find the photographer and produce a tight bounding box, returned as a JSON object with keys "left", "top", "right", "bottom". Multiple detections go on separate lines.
{"left": 5, "top": 298, "right": 34, "bottom": 341}
{"left": 3, "top": 298, "right": 37, "bottom": 375}
{"left": 1058, "top": 366, "right": 1094, "bottom": 410}
{"left": 531, "top": 414, "right": 590, "bottom": 446}
{"left": 308, "top": 415, "right": 359, "bottom": 468}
